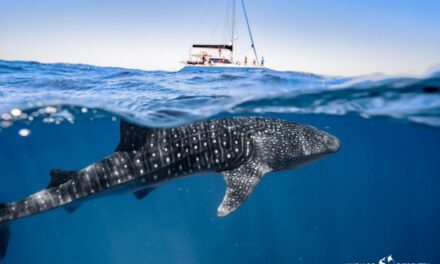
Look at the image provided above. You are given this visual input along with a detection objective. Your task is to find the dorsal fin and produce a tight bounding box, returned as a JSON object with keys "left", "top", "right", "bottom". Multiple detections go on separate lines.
{"left": 115, "top": 120, "right": 156, "bottom": 152}
{"left": 48, "top": 169, "right": 76, "bottom": 188}
{"left": 217, "top": 161, "right": 271, "bottom": 217}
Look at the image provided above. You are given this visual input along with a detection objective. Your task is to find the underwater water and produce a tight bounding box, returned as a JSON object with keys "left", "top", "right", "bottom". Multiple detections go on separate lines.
{"left": 0, "top": 59, "right": 439, "bottom": 264}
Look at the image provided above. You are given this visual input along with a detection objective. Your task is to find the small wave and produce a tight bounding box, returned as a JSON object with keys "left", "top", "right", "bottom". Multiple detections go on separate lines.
{"left": 233, "top": 75, "right": 440, "bottom": 126}
{"left": 0, "top": 61, "right": 25, "bottom": 73}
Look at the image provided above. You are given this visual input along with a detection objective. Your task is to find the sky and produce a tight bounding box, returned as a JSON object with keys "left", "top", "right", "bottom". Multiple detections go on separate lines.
{"left": 1, "top": 0, "right": 439, "bottom": 76}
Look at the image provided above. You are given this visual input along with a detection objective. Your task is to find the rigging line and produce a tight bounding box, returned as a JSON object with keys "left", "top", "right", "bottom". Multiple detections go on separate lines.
{"left": 221, "top": 0, "right": 231, "bottom": 44}
{"left": 230, "top": 0, "right": 236, "bottom": 62}
{"left": 240, "top": 0, "right": 259, "bottom": 65}
{"left": 209, "top": 1, "right": 228, "bottom": 43}
{"left": 190, "top": 0, "right": 215, "bottom": 44}
{"left": 230, "top": 0, "right": 235, "bottom": 43}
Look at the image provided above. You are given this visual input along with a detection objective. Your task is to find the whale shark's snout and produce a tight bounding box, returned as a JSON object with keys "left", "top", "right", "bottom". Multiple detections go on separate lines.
{"left": 300, "top": 125, "right": 341, "bottom": 156}
{"left": 315, "top": 128, "right": 341, "bottom": 154}
{"left": 326, "top": 133, "right": 341, "bottom": 153}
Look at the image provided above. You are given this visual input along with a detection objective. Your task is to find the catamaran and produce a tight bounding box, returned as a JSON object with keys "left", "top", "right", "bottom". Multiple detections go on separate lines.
{"left": 181, "top": 0, "right": 264, "bottom": 70}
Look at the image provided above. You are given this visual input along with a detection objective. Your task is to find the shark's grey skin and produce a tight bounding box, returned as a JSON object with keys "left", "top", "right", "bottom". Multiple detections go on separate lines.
{"left": 0, "top": 117, "right": 340, "bottom": 258}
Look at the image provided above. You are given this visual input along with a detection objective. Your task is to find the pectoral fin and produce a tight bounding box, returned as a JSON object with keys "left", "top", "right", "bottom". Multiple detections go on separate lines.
{"left": 217, "top": 162, "right": 271, "bottom": 217}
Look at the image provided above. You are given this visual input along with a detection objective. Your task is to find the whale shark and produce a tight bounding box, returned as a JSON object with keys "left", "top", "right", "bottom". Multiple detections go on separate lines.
{"left": 0, "top": 116, "right": 340, "bottom": 259}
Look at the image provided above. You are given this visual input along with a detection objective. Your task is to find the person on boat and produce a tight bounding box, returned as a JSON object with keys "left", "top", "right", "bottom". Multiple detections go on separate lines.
{"left": 261, "top": 57, "right": 265, "bottom": 66}
{"left": 244, "top": 56, "right": 248, "bottom": 65}
{"left": 252, "top": 59, "right": 256, "bottom": 66}
{"left": 201, "top": 54, "right": 207, "bottom": 65}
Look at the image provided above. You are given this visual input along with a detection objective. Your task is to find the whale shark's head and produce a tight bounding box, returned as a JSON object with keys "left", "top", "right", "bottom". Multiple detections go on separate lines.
{"left": 295, "top": 124, "right": 341, "bottom": 156}
{"left": 257, "top": 119, "right": 341, "bottom": 171}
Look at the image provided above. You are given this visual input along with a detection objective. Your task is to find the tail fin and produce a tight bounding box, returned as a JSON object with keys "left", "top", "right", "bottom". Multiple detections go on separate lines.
{"left": 0, "top": 204, "right": 10, "bottom": 260}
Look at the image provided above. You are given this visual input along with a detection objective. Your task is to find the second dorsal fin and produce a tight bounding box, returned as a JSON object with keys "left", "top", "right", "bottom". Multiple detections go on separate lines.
{"left": 115, "top": 120, "right": 156, "bottom": 152}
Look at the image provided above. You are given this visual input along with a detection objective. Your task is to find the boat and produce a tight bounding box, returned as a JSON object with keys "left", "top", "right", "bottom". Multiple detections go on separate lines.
{"left": 181, "top": 0, "right": 264, "bottom": 70}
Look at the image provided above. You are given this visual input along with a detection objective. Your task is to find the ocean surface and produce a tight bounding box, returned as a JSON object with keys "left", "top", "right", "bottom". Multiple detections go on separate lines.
{"left": 0, "top": 59, "right": 439, "bottom": 264}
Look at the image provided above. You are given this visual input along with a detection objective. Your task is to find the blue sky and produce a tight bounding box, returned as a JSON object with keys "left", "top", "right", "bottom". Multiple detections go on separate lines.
{"left": 1, "top": 0, "right": 439, "bottom": 76}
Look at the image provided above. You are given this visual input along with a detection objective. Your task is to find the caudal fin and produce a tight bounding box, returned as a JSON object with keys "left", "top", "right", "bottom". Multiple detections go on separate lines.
{"left": 0, "top": 203, "right": 10, "bottom": 260}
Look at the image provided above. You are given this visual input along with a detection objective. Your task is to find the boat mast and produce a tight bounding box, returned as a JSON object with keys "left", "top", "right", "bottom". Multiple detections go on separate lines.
{"left": 230, "top": 0, "right": 236, "bottom": 63}
{"left": 241, "top": 0, "right": 259, "bottom": 65}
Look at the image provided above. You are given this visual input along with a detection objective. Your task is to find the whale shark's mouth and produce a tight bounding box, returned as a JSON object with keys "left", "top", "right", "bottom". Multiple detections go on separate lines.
{"left": 290, "top": 150, "right": 337, "bottom": 169}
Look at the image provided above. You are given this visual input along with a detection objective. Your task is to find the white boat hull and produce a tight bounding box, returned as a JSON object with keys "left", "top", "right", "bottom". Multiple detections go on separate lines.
{"left": 180, "top": 64, "right": 264, "bottom": 72}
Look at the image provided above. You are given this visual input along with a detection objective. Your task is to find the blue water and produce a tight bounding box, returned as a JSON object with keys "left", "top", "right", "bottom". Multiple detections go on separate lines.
{"left": 0, "top": 60, "right": 439, "bottom": 263}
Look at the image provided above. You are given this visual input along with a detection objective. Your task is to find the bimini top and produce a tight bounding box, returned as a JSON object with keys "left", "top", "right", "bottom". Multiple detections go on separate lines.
{"left": 192, "top": 44, "right": 233, "bottom": 51}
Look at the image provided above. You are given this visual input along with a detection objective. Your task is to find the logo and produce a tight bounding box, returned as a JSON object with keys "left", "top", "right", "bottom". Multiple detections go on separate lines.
{"left": 345, "top": 254, "right": 430, "bottom": 264}
{"left": 378, "top": 255, "right": 395, "bottom": 264}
